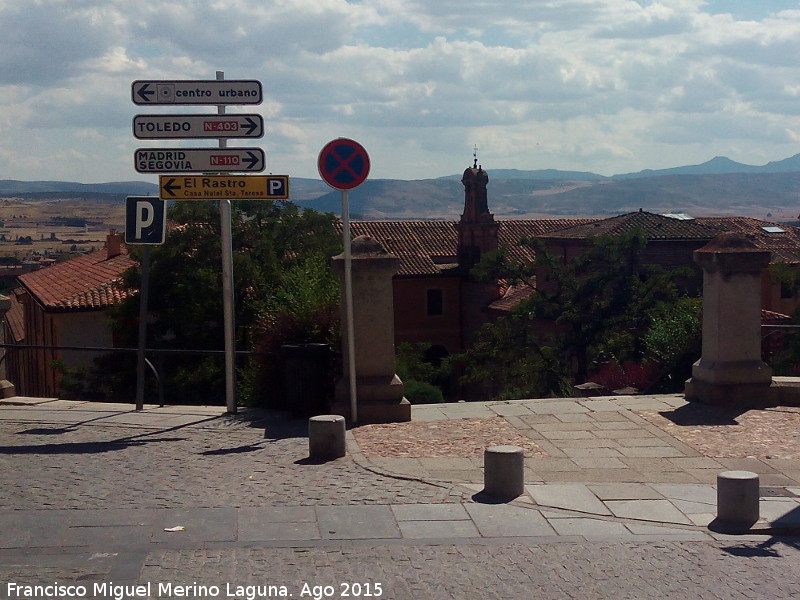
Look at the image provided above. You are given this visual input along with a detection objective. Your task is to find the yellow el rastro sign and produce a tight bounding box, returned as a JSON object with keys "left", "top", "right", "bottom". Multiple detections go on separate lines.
{"left": 159, "top": 175, "right": 289, "bottom": 200}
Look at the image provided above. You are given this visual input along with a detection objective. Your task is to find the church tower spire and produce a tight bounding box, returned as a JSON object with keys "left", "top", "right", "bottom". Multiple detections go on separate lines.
{"left": 457, "top": 156, "right": 498, "bottom": 271}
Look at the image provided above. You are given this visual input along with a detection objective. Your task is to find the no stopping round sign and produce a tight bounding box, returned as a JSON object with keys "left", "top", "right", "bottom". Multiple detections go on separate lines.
{"left": 318, "top": 138, "right": 370, "bottom": 190}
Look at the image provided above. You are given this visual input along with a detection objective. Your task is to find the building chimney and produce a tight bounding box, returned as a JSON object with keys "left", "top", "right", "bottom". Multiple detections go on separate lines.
{"left": 106, "top": 229, "right": 122, "bottom": 259}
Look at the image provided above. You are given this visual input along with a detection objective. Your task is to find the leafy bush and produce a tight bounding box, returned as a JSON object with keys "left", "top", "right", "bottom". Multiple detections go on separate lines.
{"left": 403, "top": 379, "right": 444, "bottom": 404}
{"left": 396, "top": 342, "right": 451, "bottom": 400}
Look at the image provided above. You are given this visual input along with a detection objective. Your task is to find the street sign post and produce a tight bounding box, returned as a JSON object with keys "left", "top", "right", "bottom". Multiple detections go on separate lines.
{"left": 125, "top": 196, "right": 166, "bottom": 245}
{"left": 124, "top": 196, "right": 166, "bottom": 411}
{"left": 135, "top": 148, "right": 265, "bottom": 173}
{"left": 132, "top": 72, "right": 266, "bottom": 416}
{"left": 133, "top": 114, "right": 264, "bottom": 139}
{"left": 159, "top": 175, "right": 289, "bottom": 200}
{"left": 318, "top": 138, "right": 371, "bottom": 423}
{"left": 132, "top": 80, "right": 263, "bottom": 105}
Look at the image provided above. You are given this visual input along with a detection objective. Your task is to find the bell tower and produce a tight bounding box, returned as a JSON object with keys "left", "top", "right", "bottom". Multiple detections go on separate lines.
{"left": 457, "top": 153, "right": 498, "bottom": 272}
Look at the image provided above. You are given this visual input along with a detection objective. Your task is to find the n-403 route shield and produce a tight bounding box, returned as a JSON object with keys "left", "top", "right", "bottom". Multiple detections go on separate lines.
{"left": 135, "top": 148, "right": 265, "bottom": 173}
{"left": 133, "top": 114, "right": 264, "bottom": 139}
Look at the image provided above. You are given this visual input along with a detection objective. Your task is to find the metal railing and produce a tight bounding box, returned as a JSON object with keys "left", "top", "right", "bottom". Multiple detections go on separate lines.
{"left": 0, "top": 343, "right": 265, "bottom": 406}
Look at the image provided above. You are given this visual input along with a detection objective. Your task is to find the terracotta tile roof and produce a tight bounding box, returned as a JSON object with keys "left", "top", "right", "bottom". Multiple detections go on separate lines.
{"left": 338, "top": 214, "right": 800, "bottom": 277}
{"left": 488, "top": 281, "right": 535, "bottom": 313}
{"left": 762, "top": 309, "right": 792, "bottom": 324}
{"left": 341, "top": 218, "right": 595, "bottom": 276}
{"left": 344, "top": 221, "right": 458, "bottom": 275}
{"left": 18, "top": 246, "right": 136, "bottom": 311}
{"left": 537, "top": 211, "right": 721, "bottom": 241}
{"left": 5, "top": 291, "right": 24, "bottom": 342}
{"left": 498, "top": 218, "right": 596, "bottom": 264}
{"left": 695, "top": 217, "right": 800, "bottom": 264}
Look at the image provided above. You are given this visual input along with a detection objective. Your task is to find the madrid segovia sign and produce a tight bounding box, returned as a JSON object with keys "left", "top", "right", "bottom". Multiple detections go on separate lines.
{"left": 135, "top": 148, "right": 265, "bottom": 173}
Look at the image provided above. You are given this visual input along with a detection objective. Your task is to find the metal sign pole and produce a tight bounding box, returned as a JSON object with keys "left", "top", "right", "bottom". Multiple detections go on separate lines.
{"left": 318, "top": 138, "right": 370, "bottom": 424}
{"left": 217, "top": 70, "right": 237, "bottom": 414}
{"left": 341, "top": 190, "right": 358, "bottom": 423}
{"left": 135, "top": 246, "right": 151, "bottom": 411}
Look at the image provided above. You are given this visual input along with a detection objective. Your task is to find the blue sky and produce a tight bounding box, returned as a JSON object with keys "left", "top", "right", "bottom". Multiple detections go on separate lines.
{"left": 1, "top": 0, "right": 800, "bottom": 183}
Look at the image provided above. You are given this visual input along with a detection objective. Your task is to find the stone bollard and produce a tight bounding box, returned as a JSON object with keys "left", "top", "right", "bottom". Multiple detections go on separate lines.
{"left": 483, "top": 445, "right": 524, "bottom": 500}
{"left": 717, "top": 470, "right": 759, "bottom": 527}
{"left": 308, "top": 415, "right": 346, "bottom": 461}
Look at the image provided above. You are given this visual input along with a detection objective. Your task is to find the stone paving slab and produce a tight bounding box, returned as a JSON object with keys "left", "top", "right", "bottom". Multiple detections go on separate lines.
{"left": 547, "top": 516, "right": 632, "bottom": 538}
{"left": 588, "top": 483, "right": 666, "bottom": 500}
{"left": 605, "top": 499, "right": 694, "bottom": 525}
{"left": 397, "top": 519, "right": 481, "bottom": 539}
{"left": 0, "top": 504, "right": 726, "bottom": 552}
{"left": 464, "top": 503, "right": 556, "bottom": 537}
{"left": 316, "top": 505, "right": 402, "bottom": 540}
{"left": 526, "top": 484, "right": 612, "bottom": 515}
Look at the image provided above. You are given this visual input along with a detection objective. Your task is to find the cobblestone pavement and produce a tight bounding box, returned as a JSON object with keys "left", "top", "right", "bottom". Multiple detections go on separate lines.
{"left": 4, "top": 541, "right": 800, "bottom": 599}
{"left": 139, "top": 541, "right": 800, "bottom": 600}
{"left": 3, "top": 398, "right": 800, "bottom": 599}
{"left": 0, "top": 415, "right": 469, "bottom": 510}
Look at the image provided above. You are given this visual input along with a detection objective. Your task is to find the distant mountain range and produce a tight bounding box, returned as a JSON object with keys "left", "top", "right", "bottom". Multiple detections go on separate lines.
{"left": 4, "top": 153, "right": 800, "bottom": 219}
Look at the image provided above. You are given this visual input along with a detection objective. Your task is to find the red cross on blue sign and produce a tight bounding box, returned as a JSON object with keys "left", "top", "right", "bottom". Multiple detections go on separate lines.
{"left": 318, "top": 138, "right": 370, "bottom": 190}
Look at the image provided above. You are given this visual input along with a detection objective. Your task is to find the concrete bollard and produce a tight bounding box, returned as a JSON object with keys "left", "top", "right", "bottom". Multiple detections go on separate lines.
{"left": 308, "top": 415, "right": 347, "bottom": 461}
{"left": 717, "top": 470, "right": 759, "bottom": 527}
{"left": 483, "top": 445, "right": 524, "bottom": 500}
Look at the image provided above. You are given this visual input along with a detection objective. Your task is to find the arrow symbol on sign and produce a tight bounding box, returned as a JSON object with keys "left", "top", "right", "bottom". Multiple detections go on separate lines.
{"left": 243, "top": 117, "right": 258, "bottom": 136}
{"left": 136, "top": 83, "right": 155, "bottom": 103}
{"left": 243, "top": 151, "right": 261, "bottom": 171}
{"left": 161, "top": 178, "right": 181, "bottom": 197}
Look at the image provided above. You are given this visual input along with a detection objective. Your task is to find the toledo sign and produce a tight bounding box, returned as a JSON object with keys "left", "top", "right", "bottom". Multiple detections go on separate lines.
{"left": 133, "top": 114, "right": 264, "bottom": 139}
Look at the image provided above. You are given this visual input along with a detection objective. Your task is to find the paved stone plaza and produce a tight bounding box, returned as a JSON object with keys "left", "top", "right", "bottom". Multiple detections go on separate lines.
{"left": 1, "top": 396, "right": 800, "bottom": 599}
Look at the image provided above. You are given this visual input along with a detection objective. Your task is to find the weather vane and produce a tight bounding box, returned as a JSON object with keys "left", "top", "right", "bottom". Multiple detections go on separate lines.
{"left": 473, "top": 144, "right": 478, "bottom": 168}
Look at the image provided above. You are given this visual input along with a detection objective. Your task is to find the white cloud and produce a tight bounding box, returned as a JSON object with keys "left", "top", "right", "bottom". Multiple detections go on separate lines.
{"left": 0, "top": 2, "right": 122, "bottom": 86}
{"left": 1, "top": 0, "right": 800, "bottom": 182}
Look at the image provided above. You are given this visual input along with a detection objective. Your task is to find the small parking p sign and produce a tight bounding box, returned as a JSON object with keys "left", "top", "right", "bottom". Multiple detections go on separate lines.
{"left": 125, "top": 196, "right": 166, "bottom": 245}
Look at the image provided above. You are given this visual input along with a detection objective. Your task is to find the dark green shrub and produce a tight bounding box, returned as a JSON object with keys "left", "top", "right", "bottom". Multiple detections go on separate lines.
{"left": 403, "top": 379, "right": 444, "bottom": 404}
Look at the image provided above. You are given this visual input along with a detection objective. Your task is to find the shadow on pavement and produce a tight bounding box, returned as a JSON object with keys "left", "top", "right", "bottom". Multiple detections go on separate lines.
{"left": 0, "top": 406, "right": 312, "bottom": 455}
{"left": 471, "top": 491, "right": 517, "bottom": 505}
{"left": 200, "top": 443, "right": 266, "bottom": 455}
{"left": 658, "top": 401, "right": 748, "bottom": 426}
{"left": 721, "top": 538, "right": 800, "bottom": 558}
{"left": 0, "top": 436, "right": 187, "bottom": 454}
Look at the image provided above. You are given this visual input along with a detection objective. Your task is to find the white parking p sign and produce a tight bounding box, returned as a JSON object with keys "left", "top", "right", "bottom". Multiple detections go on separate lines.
{"left": 125, "top": 196, "right": 166, "bottom": 245}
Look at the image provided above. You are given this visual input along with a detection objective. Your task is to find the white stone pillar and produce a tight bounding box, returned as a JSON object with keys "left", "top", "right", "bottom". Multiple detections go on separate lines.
{"left": 685, "top": 233, "right": 772, "bottom": 405}
{"left": 331, "top": 236, "right": 410, "bottom": 423}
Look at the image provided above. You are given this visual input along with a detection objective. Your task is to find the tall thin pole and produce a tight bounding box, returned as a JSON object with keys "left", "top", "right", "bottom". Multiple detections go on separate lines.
{"left": 217, "top": 70, "right": 237, "bottom": 414}
{"left": 341, "top": 190, "right": 358, "bottom": 423}
{"left": 135, "top": 245, "right": 151, "bottom": 411}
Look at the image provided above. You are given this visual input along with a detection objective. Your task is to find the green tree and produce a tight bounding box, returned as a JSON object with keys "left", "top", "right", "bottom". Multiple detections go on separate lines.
{"left": 107, "top": 200, "right": 341, "bottom": 405}
{"left": 456, "top": 230, "right": 690, "bottom": 399}
{"left": 642, "top": 296, "right": 702, "bottom": 391}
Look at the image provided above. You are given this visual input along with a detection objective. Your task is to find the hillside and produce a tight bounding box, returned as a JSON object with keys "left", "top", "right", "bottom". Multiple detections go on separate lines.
{"left": 3, "top": 152, "right": 800, "bottom": 220}
{"left": 293, "top": 172, "right": 800, "bottom": 219}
